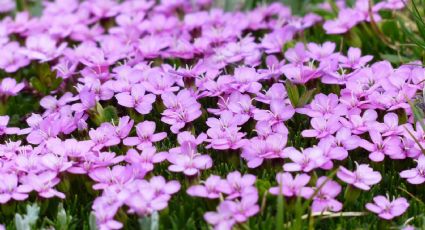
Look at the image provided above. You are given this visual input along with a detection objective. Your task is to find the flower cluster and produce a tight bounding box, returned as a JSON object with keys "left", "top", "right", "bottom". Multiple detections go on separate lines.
{"left": 0, "top": 0, "right": 417, "bottom": 229}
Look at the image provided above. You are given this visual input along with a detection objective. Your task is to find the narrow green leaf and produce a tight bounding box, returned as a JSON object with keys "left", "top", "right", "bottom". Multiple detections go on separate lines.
{"left": 285, "top": 80, "right": 299, "bottom": 107}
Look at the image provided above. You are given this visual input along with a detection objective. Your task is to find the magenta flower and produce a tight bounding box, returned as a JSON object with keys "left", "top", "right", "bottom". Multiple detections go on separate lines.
{"left": 205, "top": 193, "right": 259, "bottom": 229}
{"left": 307, "top": 42, "right": 336, "bottom": 61}
{"left": 242, "top": 133, "right": 287, "bottom": 168}
{"left": 0, "top": 78, "right": 25, "bottom": 97}
{"left": 123, "top": 121, "right": 166, "bottom": 149}
{"left": 26, "top": 117, "right": 62, "bottom": 144}
{"left": 143, "top": 70, "right": 179, "bottom": 95}
{"left": 375, "top": 113, "right": 403, "bottom": 136}
{"left": 359, "top": 130, "right": 402, "bottom": 162}
{"left": 311, "top": 177, "right": 342, "bottom": 212}
{"left": 319, "top": 127, "right": 360, "bottom": 151}
{"left": 317, "top": 141, "right": 348, "bottom": 169}
{"left": 219, "top": 171, "right": 256, "bottom": 200}
{"left": 167, "top": 142, "right": 213, "bottom": 176}
{"left": 269, "top": 172, "right": 313, "bottom": 198}
{"left": 41, "top": 154, "right": 73, "bottom": 173}
{"left": 187, "top": 175, "right": 224, "bottom": 199}
{"left": 21, "top": 34, "right": 67, "bottom": 62}
{"left": 21, "top": 172, "right": 65, "bottom": 199}
{"left": 297, "top": 93, "right": 347, "bottom": 119}
{"left": 253, "top": 100, "right": 295, "bottom": 125}
{"left": 340, "top": 47, "right": 373, "bottom": 69}
{"left": 284, "top": 43, "right": 309, "bottom": 64}
{"left": 400, "top": 155, "right": 425, "bottom": 184}
{"left": 223, "top": 193, "right": 260, "bottom": 222}
{"left": 0, "top": 42, "right": 30, "bottom": 73}
{"left": 261, "top": 27, "right": 295, "bottom": 54}
{"left": 323, "top": 9, "right": 361, "bottom": 34}
{"left": 339, "top": 109, "right": 378, "bottom": 135}
{"left": 337, "top": 164, "right": 382, "bottom": 190}
{"left": 125, "top": 147, "right": 167, "bottom": 172}
{"left": 161, "top": 89, "right": 202, "bottom": 133}
{"left": 89, "top": 125, "right": 121, "bottom": 151}
{"left": 0, "top": 116, "right": 20, "bottom": 136}
{"left": 89, "top": 165, "right": 134, "bottom": 190}
{"left": 0, "top": 173, "right": 31, "bottom": 203}
{"left": 0, "top": 0, "right": 15, "bottom": 12}
{"left": 366, "top": 196, "right": 409, "bottom": 220}
{"left": 115, "top": 84, "right": 156, "bottom": 115}
{"left": 283, "top": 147, "right": 326, "bottom": 172}
{"left": 204, "top": 201, "right": 236, "bottom": 230}
{"left": 281, "top": 64, "right": 320, "bottom": 84}
{"left": 230, "top": 67, "right": 262, "bottom": 94}
{"left": 92, "top": 197, "right": 123, "bottom": 230}
{"left": 124, "top": 177, "right": 180, "bottom": 216}
{"left": 71, "top": 88, "right": 97, "bottom": 113}
{"left": 255, "top": 83, "right": 287, "bottom": 104}
{"left": 40, "top": 93, "right": 77, "bottom": 115}
{"left": 301, "top": 117, "right": 341, "bottom": 139}
{"left": 46, "top": 138, "right": 94, "bottom": 158}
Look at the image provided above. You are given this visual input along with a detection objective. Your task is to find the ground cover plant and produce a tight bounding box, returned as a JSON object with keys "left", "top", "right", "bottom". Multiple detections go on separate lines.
{"left": 2, "top": 0, "right": 425, "bottom": 229}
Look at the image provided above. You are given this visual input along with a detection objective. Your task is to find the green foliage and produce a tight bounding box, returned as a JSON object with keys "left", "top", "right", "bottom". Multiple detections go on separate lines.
{"left": 14, "top": 204, "right": 40, "bottom": 230}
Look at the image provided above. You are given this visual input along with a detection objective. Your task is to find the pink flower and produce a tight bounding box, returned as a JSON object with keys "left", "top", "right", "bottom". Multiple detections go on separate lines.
{"left": 253, "top": 100, "right": 295, "bottom": 125}
{"left": 337, "top": 164, "right": 381, "bottom": 190}
{"left": 297, "top": 93, "right": 347, "bottom": 119}
{"left": 0, "top": 173, "right": 31, "bottom": 203}
{"left": 167, "top": 142, "right": 212, "bottom": 176}
{"left": 41, "top": 154, "right": 73, "bottom": 173}
{"left": 89, "top": 165, "right": 134, "bottom": 190}
{"left": 340, "top": 47, "right": 373, "bottom": 69}
{"left": 21, "top": 172, "right": 65, "bottom": 199}
{"left": 269, "top": 172, "right": 314, "bottom": 198}
{"left": 307, "top": 42, "right": 336, "bottom": 61}
{"left": 161, "top": 89, "right": 202, "bottom": 133}
{"left": 204, "top": 193, "right": 259, "bottom": 229}
{"left": 230, "top": 67, "right": 262, "bottom": 94}
{"left": 323, "top": 9, "right": 362, "bottom": 34}
{"left": 311, "top": 177, "right": 342, "bottom": 212}
{"left": 0, "top": 42, "right": 30, "bottom": 73}
{"left": 366, "top": 196, "right": 409, "bottom": 220}
{"left": 0, "top": 0, "right": 15, "bottom": 13}
{"left": 374, "top": 113, "right": 403, "bottom": 136}
{"left": 187, "top": 175, "right": 224, "bottom": 199}
{"left": 204, "top": 201, "right": 236, "bottom": 230}
{"left": 219, "top": 171, "right": 256, "bottom": 200}
{"left": 359, "top": 130, "right": 402, "bottom": 162}
{"left": 241, "top": 134, "right": 287, "bottom": 168}
{"left": 283, "top": 147, "right": 326, "bottom": 172}
{"left": 0, "top": 116, "right": 20, "bottom": 136}
{"left": 302, "top": 117, "right": 341, "bottom": 139}
{"left": 21, "top": 34, "right": 67, "bottom": 62}
{"left": 319, "top": 127, "right": 360, "bottom": 151}
{"left": 115, "top": 84, "right": 156, "bottom": 115}
{"left": 0, "top": 77, "right": 25, "bottom": 97}
{"left": 125, "top": 147, "right": 167, "bottom": 172}
{"left": 123, "top": 121, "right": 166, "bottom": 149}
{"left": 89, "top": 125, "right": 121, "bottom": 151}
{"left": 400, "top": 155, "right": 425, "bottom": 184}
{"left": 339, "top": 109, "right": 378, "bottom": 135}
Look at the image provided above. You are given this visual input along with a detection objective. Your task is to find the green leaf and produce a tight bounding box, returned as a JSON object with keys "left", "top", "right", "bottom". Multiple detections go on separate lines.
{"left": 139, "top": 211, "right": 159, "bottom": 230}
{"left": 276, "top": 193, "right": 284, "bottom": 230}
{"left": 89, "top": 212, "right": 98, "bottom": 230}
{"left": 102, "top": 106, "right": 119, "bottom": 124}
{"left": 298, "top": 88, "right": 316, "bottom": 107}
{"left": 30, "top": 77, "right": 47, "bottom": 94}
{"left": 285, "top": 80, "right": 299, "bottom": 107}
{"left": 379, "top": 20, "right": 399, "bottom": 41}
{"left": 379, "top": 54, "right": 412, "bottom": 65}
